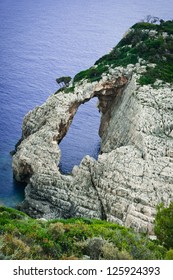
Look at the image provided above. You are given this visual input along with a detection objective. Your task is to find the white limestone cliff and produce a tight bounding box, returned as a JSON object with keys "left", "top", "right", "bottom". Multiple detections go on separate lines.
{"left": 12, "top": 30, "right": 173, "bottom": 234}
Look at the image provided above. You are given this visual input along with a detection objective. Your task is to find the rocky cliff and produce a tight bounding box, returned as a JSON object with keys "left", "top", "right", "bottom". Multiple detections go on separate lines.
{"left": 12, "top": 20, "right": 173, "bottom": 234}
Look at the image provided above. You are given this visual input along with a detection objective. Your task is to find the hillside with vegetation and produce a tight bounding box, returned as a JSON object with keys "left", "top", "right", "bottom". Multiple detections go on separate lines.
{"left": 73, "top": 20, "right": 173, "bottom": 86}
{"left": 5, "top": 19, "right": 173, "bottom": 260}
{"left": 0, "top": 206, "right": 172, "bottom": 260}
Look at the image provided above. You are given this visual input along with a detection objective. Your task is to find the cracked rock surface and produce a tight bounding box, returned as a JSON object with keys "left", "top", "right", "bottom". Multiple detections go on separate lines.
{"left": 12, "top": 61, "right": 173, "bottom": 234}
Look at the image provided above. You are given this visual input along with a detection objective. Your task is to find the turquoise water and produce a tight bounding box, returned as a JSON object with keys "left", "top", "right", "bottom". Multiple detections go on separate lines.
{"left": 0, "top": 0, "right": 173, "bottom": 207}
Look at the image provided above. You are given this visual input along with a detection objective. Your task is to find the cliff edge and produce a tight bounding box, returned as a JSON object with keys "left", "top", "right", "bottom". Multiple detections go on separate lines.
{"left": 12, "top": 20, "right": 173, "bottom": 233}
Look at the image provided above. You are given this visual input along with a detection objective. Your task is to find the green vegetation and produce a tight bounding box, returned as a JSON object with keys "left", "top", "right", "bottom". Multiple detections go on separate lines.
{"left": 73, "top": 64, "right": 109, "bottom": 83}
{"left": 73, "top": 20, "right": 173, "bottom": 86}
{"left": 56, "top": 76, "right": 72, "bottom": 87}
{"left": 0, "top": 206, "right": 167, "bottom": 260}
{"left": 55, "top": 20, "right": 173, "bottom": 89}
{"left": 138, "top": 62, "right": 173, "bottom": 85}
{"left": 154, "top": 202, "right": 173, "bottom": 250}
{"left": 55, "top": 76, "right": 74, "bottom": 95}
{"left": 54, "top": 87, "right": 64, "bottom": 94}
{"left": 64, "top": 86, "right": 75, "bottom": 93}
{"left": 165, "top": 249, "right": 173, "bottom": 260}
{"left": 132, "top": 20, "right": 173, "bottom": 34}
{"left": 54, "top": 86, "right": 75, "bottom": 95}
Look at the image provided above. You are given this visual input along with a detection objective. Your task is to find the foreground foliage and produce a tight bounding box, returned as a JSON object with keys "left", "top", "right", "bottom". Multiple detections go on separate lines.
{"left": 154, "top": 202, "right": 173, "bottom": 250}
{"left": 0, "top": 206, "right": 168, "bottom": 260}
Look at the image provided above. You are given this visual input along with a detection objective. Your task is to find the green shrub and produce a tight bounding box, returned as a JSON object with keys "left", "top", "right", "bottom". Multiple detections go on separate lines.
{"left": 165, "top": 249, "right": 173, "bottom": 260}
{"left": 154, "top": 202, "right": 173, "bottom": 249}
{"left": 63, "top": 222, "right": 93, "bottom": 241}
{"left": 132, "top": 22, "right": 159, "bottom": 31}
{"left": 95, "top": 20, "right": 173, "bottom": 86}
{"left": 138, "top": 73, "right": 156, "bottom": 85}
{"left": 101, "top": 241, "right": 132, "bottom": 260}
{"left": 1, "top": 234, "right": 30, "bottom": 260}
{"left": 73, "top": 65, "right": 108, "bottom": 83}
{"left": 48, "top": 222, "right": 65, "bottom": 240}
{"left": 56, "top": 76, "right": 71, "bottom": 87}
{"left": 0, "top": 207, "right": 168, "bottom": 260}
{"left": 72, "top": 20, "right": 173, "bottom": 86}
{"left": 64, "top": 86, "right": 75, "bottom": 93}
{"left": 84, "top": 237, "right": 105, "bottom": 259}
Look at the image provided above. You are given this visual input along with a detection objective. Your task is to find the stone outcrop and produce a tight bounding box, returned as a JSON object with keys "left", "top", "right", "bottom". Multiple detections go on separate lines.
{"left": 12, "top": 25, "right": 173, "bottom": 234}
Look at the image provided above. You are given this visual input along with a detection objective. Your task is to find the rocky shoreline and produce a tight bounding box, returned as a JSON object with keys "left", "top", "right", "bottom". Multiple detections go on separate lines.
{"left": 12, "top": 22, "right": 173, "bottom": 234}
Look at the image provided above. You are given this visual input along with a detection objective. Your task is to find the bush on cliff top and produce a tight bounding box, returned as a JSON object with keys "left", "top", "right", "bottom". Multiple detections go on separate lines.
{"left": 73, "top": 20, "right": 173, "bottom": 86}
{"left": 0, "top": 206, "right": 167, "bottom": 260}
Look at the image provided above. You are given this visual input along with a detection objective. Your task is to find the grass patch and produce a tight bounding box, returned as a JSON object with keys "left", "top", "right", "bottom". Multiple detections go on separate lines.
{"left": 0, "top": 206, "right": 167, "bottom": 260}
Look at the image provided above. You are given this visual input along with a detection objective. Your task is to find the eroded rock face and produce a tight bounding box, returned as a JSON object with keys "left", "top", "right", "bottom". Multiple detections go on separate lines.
{"left": 13, "top": 73, "right": 128, "bottom": 182}
{"left": 13, "top": 62, "right": 173, "bottom": 234}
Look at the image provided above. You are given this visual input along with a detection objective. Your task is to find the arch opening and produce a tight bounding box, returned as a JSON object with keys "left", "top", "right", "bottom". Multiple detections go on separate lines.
{"left": 59, "top": 97, "right": 100, "bottom": 174}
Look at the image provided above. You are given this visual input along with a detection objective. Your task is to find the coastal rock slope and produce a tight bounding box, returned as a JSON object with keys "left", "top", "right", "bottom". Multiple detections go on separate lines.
{"left": 12, "top": 20, "right": 173, "bottom": 233}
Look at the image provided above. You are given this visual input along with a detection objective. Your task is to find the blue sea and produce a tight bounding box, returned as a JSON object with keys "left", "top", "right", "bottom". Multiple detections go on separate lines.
{"left": 0, "top": 0, "right": 173, "bottom": 207}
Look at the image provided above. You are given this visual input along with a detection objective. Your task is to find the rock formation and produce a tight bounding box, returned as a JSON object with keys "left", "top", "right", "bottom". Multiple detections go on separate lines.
{"left": 12, "top": 21, "right": 173, "bottom": 234}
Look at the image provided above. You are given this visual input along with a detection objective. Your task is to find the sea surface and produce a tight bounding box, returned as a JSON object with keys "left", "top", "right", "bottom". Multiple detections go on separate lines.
{"left": 0, "top": 0, "right": 173, "bottom": 207}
